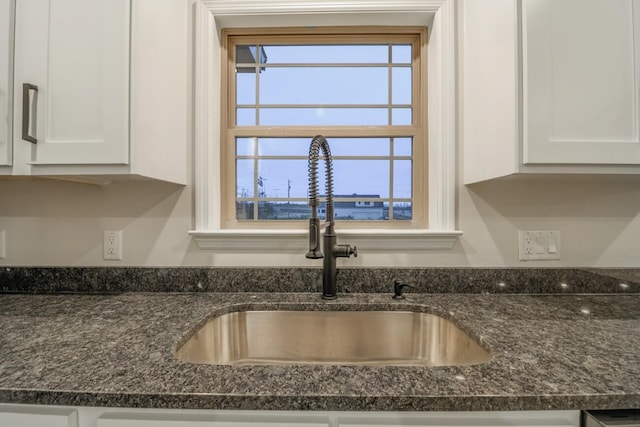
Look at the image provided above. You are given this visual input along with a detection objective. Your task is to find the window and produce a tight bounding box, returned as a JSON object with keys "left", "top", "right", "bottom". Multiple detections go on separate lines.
{"left": 222, "top": 28, "right": 426, "bottom": 228}
{"left": 191, "top": 0, "right": 460, "bottom": 251}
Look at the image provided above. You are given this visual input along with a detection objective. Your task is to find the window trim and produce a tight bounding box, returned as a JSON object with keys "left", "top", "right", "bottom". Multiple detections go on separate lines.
{"left": 190, "top": 0, "right": 461, "bottom": 251}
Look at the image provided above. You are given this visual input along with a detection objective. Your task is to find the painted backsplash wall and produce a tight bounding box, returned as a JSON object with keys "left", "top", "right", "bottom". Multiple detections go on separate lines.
{"left": 1, "top": 171, "right": 639, "bottom": 267}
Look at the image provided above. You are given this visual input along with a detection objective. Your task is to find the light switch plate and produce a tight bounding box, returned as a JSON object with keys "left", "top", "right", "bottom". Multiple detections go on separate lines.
{"left": 518, "top": 230, "right": 560, "bottom": 261}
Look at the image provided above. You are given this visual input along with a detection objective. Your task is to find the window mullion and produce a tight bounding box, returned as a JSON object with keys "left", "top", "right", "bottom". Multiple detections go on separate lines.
{"left": 389, "top": 137, "right": 395, "bottom": 221}
{"left": 388, "top": 44, "right": 394, "bottom": 221}
{"left": 387, "top": 43, "right": 393, "bottom": 125}
{"left": 255, "top": 44, "right": 261, "bottom": 126}
{"left": 252, "top": 137, "right": 259, "bottom": 220}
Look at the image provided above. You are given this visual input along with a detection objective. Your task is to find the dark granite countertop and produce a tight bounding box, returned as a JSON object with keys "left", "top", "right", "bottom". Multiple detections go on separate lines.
{"left": 1, "top": 291, "right": 639, "bottom": 411}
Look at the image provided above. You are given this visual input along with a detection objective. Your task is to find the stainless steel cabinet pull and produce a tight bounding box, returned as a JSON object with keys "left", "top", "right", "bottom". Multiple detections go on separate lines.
{"left": 22, "top": 83, "right": 38, "bottom": 144}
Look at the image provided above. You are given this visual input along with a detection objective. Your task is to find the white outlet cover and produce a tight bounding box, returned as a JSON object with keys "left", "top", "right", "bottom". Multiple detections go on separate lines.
{"left": 104, "top": 230, "right": 123, "bottom": 261}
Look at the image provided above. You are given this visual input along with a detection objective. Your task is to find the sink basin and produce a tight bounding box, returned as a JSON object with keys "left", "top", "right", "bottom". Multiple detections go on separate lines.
{"left": 175, "top": 310, "right": 491, "bottom": 366}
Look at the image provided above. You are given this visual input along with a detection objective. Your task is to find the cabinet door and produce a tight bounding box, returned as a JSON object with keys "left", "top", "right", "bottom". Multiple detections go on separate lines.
{"left": 98, "top": 412, "right": 329, "bottom": 427}
{"left": 338, "top": 411, "right": 580, "bottom": 427}
{"left": 522, "top": 0, "right": 640, "bottom": 165}
{"left": 13, "top": 0, "right": 129, "bottom": 165}
{"left": 98, "top": 422, "right": 327, "bottom": 427}
{"left": 0, "top": 0, "right": 11, "bottom": 166}
{"left": 0, "top": 406, "right": 77, "bottom": 427}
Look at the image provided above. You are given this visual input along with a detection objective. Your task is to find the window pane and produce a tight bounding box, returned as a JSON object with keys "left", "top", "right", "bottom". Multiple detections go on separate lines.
{"left": 393, "top": 202, "right": 412, "bottom": 220}
{"left": 260, "top": 108, "right": 389, "bottom": 126}
{"left": 263, "top": 45, "right": 388, "bottom": 64}
{"left": 248, "top": 137, "right": 394, "bottom": 157}
{"left": 236, "top": 201, "right": 255, "bottom": 220}
{"left": 392, "top": 67, "right": 412, "bottom": 105}
{"left": 260, "top": 67, "right": 388, "bottom": 105}
{"left": 258, "top": 138, "right": 311, "bottom": 156}
{"left": 258, "top": 201, "right": 274, "bottom": 219}
{"left": 236, "top": 108, "right": 256, "bottom": 125}
{"left": 257, "top": 201, "right": 311, "bottom": 220}
{"left": 334, "top": 197, "right": 385, "bottom": 220}
{"left": 330, "top": 138, "right": 390, "bottom": 156}
{"left": 393, "top": 160, "right": 412, "bottom": 199}
{"left": 333, "top": 160, "right": 390, "bottom": 198}
{"left": 236, "top": 45, "right": 267, "bottom": 68}
{"left": 236, "top": 138, "right": 254, "bottom": 156}
{"left": 392, "top": 108, "right": 411, "bottom": 125}
{"left": 236, "top": 72, "right": 256, "bottom": 104}
{"left": 257, "top": 159, "right": 310, "bottom": 198}
{"left": 236, "top": 159, "right": 254, "bottom": 197}
{"left": 394, "top": 138, "right": 412, "bottom": 156}
{"left": 392, "top": 45, "right": 412, "bottom": 64}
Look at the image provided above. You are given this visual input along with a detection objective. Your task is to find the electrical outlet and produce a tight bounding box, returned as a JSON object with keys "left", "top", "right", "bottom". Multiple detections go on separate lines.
{"left": 104, "top": 230, "right": 123, "bottom": 260}
{"left": 523, "top": 234, "right": 534, "bottom": 255}
{"left": 0, "top": 230, "right": 6, "bottom": 259}
{"left": 518, "top": 230, "right": 560, "bottom": 261}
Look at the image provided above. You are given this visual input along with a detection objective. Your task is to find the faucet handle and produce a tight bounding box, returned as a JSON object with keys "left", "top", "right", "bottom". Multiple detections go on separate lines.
{"left": 306, "top": 218, "right": 323, "bottom": 259}
{"left": 335, "top": 244, "right": 357, "bottom": 258}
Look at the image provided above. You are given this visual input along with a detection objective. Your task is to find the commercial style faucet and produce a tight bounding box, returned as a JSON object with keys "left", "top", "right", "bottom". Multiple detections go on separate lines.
{"left": 306, "top": 135, "right": 357, "bottom": 299}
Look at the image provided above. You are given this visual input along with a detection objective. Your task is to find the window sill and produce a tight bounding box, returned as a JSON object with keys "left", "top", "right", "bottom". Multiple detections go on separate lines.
{"left": 189, "top": 229, "right": 462, "bottom": 251}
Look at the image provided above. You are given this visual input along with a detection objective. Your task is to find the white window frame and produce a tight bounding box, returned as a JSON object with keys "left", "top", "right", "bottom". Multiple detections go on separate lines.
{"left": 190, "top": 0, "right": 461, "bottom": 252}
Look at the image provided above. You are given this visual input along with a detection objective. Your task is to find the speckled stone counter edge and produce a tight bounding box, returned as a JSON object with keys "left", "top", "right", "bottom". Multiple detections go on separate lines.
{"left": 0, "top": 267, "right": 638, "bottom": 294}
{"left": 1, "top": 389, "right": 638, "bottom": 412}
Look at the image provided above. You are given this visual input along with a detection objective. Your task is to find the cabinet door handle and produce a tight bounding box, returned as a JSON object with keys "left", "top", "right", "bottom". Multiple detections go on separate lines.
{"left": 22, "top": 83, "right": 38, "bottom": 144}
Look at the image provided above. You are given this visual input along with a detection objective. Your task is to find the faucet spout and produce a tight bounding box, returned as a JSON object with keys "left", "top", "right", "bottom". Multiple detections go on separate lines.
{"left": 306, "top": 135, "right": 357, "bottom": 299}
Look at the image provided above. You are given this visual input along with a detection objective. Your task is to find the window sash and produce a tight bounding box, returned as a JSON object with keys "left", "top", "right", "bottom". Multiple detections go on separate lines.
{"left": 221, "top": 28, "right": 427, "bottom": 229}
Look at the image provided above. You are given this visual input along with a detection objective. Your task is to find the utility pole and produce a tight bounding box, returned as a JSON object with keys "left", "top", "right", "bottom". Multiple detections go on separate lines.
{"left": 287, "top": 179, "right": 292, "bottom": 218}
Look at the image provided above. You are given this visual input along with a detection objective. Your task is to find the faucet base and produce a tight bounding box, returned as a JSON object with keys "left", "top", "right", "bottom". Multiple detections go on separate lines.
{"left": 321, "top": 294, "right": 338, "bottom": 300}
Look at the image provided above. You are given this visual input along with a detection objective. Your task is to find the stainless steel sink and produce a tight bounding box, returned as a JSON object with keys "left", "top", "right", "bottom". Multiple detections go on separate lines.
{"left": 175, "top": 310, "right": 491, "bottom": 366}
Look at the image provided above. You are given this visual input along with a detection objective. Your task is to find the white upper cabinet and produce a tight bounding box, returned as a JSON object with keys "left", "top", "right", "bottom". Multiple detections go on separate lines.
{"left": 523, "top": 0, "right": 640, "bottom": 165}
{"left": 13, "top": 0, "right": 130, "bottom": 166}
{"left": 0, "top": 0, "right": 11, "bottom": 166}
{"left": 462, "top": 0, "right": 640, "bottom": 183}
{"left": 2, "top": 0, "right": 187, "bottom": 184}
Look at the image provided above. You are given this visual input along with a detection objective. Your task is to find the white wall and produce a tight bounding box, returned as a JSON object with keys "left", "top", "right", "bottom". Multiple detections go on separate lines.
{"left": 1, "top": 171, "right": 639, "bottom": 267}
{"left": 1, "top": 2, "right": 639, "bottom": 268}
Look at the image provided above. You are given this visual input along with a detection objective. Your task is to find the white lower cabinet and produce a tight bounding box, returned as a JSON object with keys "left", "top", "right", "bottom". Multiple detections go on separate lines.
{"left": 336, "top": 410, "right": 581, "bottom": 427}
{"left": 96, "top": 412, "right": 330, "bottom": 427}
{"left": 0, "top": 405, "right": 581, "bottom": 427}
{"left": 0, "top": 405, "right": 78, "bottom": 427}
